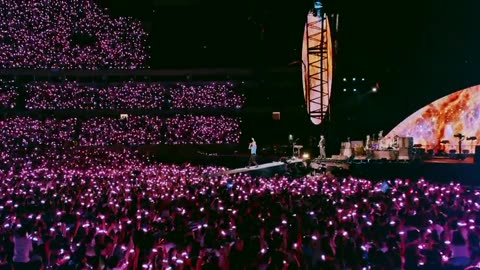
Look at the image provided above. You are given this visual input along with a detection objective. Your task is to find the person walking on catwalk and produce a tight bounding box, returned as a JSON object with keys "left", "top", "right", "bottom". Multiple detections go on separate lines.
{"left": 248, "top": 138, "right": 258, "bottom": 168}
{"left": 318, "top": 135, "right": 326, "bottom": 159}
{"left": 318, "top": 135, "right": 327, "bottom": 159}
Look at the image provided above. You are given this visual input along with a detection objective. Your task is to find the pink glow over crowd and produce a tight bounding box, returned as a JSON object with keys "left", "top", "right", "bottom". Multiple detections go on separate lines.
{"left": 0, "top": 79, "right": 18, "bottom": 109}
{"left": 1, "top": 0, "right": 479, "bottom": 269}
{"left": 163, "top": 115, "right": 241, "bottom": 145}
{"left": 0, "top": 116, "right": 240, "bottom": 147}
{"left": 0, "top": 144, "right": 479, "bottom": 269}
{"left": 170, "top": 83, "right": 244, "bottom": 110}
{"left": 25, "top": 82, "right": 245, "bottom": 110}
{"left": 80, "top": 115, "right": 240, "bottom": 146}
{"left": 0, "top": 0, "right": 147, "bottom": 69}
{"left": 79, "top": 116, "right": 166, "bottom": 146}
{"left": 26, "top": 82, "right": 166, "bottom": 110}
{"left": 0, "top": 117, "right": 76, "bottom": 148}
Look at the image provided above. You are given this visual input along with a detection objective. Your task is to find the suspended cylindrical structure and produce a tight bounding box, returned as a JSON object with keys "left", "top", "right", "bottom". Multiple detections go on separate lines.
{"left": 301, "top": 12, "right": 334, "bottom": 125}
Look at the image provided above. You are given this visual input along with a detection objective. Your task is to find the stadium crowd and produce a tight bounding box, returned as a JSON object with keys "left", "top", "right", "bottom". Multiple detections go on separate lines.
{"left": 169, "top": 83, "right": 244, "bottom": 110}
{"left": 163, "top": 115, "right": 241, "bottom": 145}
{"left": 2, "top": 1, "right": 478, "bottom": 270}
{"left": 0, "top": 144, "right": 479, "bottom": 270}
{"left": 0, "top": 117, "right": 77, "bottom": 149}
{"left": 79, "top": 116, "right": 166, "bottom": 146}
{"left": 25, "top": 82, "right": 167, "bottom": 110}
{"left": 0, "top": 0, "right": 147, "bottom": 69}
{"left": 79, "top": 115, "right": 240, "bottom": 146}
{"left": 25, "top": 82, "right": 244, "bottom": 110}
{"left": 0, "top": 116, "right": 240, "bottom": 147}
{"left": 0, "top": 79, "right": 18, "bottom": 109}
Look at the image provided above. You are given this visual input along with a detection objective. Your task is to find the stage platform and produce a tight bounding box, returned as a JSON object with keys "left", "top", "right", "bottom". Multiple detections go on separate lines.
{"left": 310, "top": 158, "right": 351, "bottom": 170}
{"left": 221, "top": 161, "right": 286, "bottom": 175}
{"left": 423, "top": 156, "right": 474, "bottom": 164}
{"left": 346, "top": 157, "right": 480, "bottom": 185}
{"left": 219, "top": 158, "right": 305, "bottom": 176}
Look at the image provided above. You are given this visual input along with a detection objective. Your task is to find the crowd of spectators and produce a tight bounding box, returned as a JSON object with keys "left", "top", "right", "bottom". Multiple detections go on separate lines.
{"left": 0, "top": 79, "right": 18, "bottom": 109}
{"left": 79, "top": 116, "right": 165, "bottom": 146}
{"left": 163, "top": 115, "right": 241, "bottom": 145}
{"left": 170, "top": 83, "right": 244, "bottom": 110}
{"left": 25, "top": 82, "right": 245, "bottom": 110}
{"left": 0, "top": 117, "right": 76, "bottom": 149}
{"left": 0, "top": 115, "right": 240, "bottom": 147}
{"left": 25, "top": 82, "right": 167, "bottom": 110}
{"left": 6, "top": 1, "right": 478, "bottom": 269}
{"left": 0, "top": 0, "right": 147, "bottom": 69}
{"left": 79, "top": 115, "right": 241, "bottom": 146}
{"left": 0, "top": 145, "right": 480, "bottom": 269}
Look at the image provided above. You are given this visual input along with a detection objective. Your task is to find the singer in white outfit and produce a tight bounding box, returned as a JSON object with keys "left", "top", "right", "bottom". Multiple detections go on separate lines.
{"left": 318, "top": 135, "right": 326, "bottom": 159}
{"left": 248, "top": 138, "right": 258, "bottom": 168}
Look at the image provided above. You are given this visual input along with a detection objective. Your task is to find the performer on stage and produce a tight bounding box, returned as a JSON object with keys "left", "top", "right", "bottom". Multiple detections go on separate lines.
{"left": 248, "top": 138, "right": 258, "bottom": 168}
{"left": 318, "top": 135, "right": 326, "bottom": 159}
{"left": 393, "top": 134, "right": 399, "bottom": 149}
{"left": 365, "top": 135, "right": 371, "bottom": 150}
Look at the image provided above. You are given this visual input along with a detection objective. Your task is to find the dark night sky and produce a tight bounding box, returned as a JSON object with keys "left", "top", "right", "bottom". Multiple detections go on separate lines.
{"left": 100, "top": 0, "right": 480, "bottom": 142}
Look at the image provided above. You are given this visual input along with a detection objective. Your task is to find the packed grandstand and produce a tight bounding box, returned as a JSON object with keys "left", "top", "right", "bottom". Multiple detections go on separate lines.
{"left": 0, "top": 1, "right": 479, "bottom": 270}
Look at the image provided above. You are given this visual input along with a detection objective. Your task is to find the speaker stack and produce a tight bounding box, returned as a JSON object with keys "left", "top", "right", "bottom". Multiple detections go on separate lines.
{"left": 475, "top": 146, "right": 480, "bottom": 165}
{"left": 398, "top": 137, "right": 414, "bottom": 160}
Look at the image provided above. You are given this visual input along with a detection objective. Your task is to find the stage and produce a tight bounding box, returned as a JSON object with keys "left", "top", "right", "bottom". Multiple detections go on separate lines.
{"left": 345, "top": 157, "right": 479, "bottom": 185}
{"left": 218, "top": 158, "right": 306, "bottom": 177}
{"left": 220, "top": 161, "right": 286, "bottom": 175}
{"left": 423, "top": 156, "right": 474, "bottom": 164}
{"left": 135, "top": 143, "right": 480, "bottom": 185}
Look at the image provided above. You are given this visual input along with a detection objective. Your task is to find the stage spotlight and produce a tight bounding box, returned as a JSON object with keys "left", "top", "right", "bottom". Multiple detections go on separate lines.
{"left": 343, "top": 88, "right": 347, "bottom": 92}
{"left": 353, "top": 88, "right": 357, "bottom": 92}
{"left": 352, "top": 78, "right": 356, "bottom": 81}
{"left": 343, "top": 78, "right": 346, "bottom": 81}
{"left": 372, "top": 87, "right": 377, "bottom": 92}
{"left": 362, "top": 78, "right": 365, "bottom": 81}
{"left": 302, "top": 153, "right": 310, "bottom": 160}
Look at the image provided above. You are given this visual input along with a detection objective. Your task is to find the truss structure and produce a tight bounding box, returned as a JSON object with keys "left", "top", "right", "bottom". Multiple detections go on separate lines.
{"left": 302, "top": 12, "right": 333, "bottom": 126}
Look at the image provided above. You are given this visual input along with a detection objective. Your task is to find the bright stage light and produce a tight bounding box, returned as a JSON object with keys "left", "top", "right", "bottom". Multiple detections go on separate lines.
{"left": 343, "top": 78, "right": 346, "bottom": 81}
{"left": 302, "top": 153, "right": 310, "bottom": 160}
{"left": 343, "top": 88, "right": 347, "bottom": 92}
{"left": 353, "top": 89, "right": 357, "bottom": 92}
{"left": 352, "top": 78, "right": 356, "bottom": 81}
{"left": 372, "top": 87, "right": 377, "bottom": 92}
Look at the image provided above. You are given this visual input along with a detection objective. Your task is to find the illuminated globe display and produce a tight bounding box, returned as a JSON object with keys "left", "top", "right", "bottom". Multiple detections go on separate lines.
{"left": 386, "top": 85, "right": 480, "bottom": 152}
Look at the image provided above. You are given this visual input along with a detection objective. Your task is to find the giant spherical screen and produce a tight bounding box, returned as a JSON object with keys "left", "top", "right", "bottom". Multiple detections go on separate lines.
{"left": 386, "top": 85, "right": 480, "bottom": 151}
{"left": 301, "top": 12, "right": 333, "bottom": 125}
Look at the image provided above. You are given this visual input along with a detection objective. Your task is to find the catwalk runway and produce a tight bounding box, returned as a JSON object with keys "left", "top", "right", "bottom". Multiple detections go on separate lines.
{"left": 220, "top": 158, "right": 304, "bottom": 176}
{"left": 221, "top": 161, "right": 286, "bottom": 175}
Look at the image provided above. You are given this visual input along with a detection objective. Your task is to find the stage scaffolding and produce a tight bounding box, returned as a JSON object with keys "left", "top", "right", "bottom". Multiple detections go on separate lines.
{"left": 304, "top": 13, "right": 332, "bottom": 126}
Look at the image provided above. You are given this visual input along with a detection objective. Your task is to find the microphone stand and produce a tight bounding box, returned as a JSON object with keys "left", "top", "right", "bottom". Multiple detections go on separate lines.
{"left": 291, "top": 139, "right": 299, "bottom": 158}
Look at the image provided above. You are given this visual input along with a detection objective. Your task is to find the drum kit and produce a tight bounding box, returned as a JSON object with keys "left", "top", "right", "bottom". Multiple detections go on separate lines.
{"left": 438, "top": 134, "right": 477, "bottom": 155}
